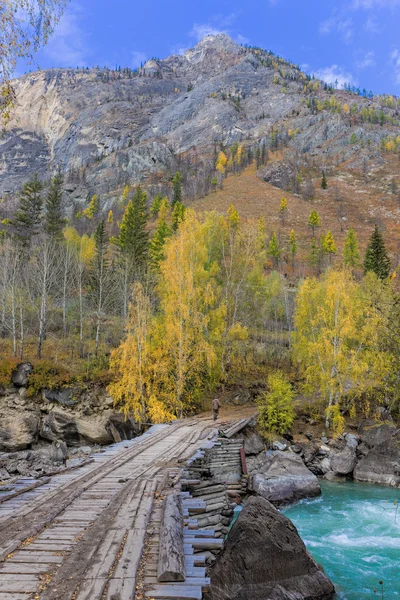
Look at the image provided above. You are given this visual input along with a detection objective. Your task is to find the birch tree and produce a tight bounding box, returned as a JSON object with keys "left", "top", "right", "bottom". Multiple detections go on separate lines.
{"left": 293, "top": 269, "right": 389, "bottom": 431}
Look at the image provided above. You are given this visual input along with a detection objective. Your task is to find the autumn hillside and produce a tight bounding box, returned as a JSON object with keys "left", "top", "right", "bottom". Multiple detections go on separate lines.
{"left": 192, "top": 155, "right": 400, "bottom": 271}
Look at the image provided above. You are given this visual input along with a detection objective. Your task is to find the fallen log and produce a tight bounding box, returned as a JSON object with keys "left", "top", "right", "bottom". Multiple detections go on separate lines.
{"left": 157, "top": 493, "right": 186, "bottom": 583}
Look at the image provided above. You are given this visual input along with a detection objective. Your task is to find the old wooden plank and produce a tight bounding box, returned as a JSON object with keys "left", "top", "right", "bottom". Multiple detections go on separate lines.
{"left": 106, "top": 480, "right": 156, "bottom": 600}
{"left": 6, "top": 552, "right": 63, "bottom": 564}
{"left": 145, "top": 584, "right": 202, "bottom": 599}
{"left": 184, "top": 537, "right": 223, "bottom": 550}
{"left": 0, "top": 562, "right": 49, "bottom": 574}
{"left": 157, "top": 493, "right": 185, "bottom": 583}
{"left": 0, "top": 578, "right": 39, "bottom": 593}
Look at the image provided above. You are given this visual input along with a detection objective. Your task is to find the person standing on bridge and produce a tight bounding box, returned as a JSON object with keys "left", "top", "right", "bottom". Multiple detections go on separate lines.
{"left": 212, "top": 397, "right": 221, "bottom": 421}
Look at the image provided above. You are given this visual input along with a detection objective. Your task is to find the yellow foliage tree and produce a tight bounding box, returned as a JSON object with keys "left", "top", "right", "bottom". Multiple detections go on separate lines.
{"left": 216, "top": 151, "right": 228, "bottom": 175}
{"left": 293, "top": 269, "right": 390, "bottom": 430}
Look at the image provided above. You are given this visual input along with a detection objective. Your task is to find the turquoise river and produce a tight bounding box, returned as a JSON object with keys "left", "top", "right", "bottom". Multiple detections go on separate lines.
{"left": 284, "top": 481, "right": 400, "bottom": 599}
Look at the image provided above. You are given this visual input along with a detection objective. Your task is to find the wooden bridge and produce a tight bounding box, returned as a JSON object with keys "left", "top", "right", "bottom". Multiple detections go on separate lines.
{"left": 0, "top": 415, "right": 247, "bottom": 600}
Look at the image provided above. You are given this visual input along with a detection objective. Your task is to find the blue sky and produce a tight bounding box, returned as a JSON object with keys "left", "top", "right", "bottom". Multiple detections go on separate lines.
{"left": 23, "top": 0, "right": 400, "bottom": 95}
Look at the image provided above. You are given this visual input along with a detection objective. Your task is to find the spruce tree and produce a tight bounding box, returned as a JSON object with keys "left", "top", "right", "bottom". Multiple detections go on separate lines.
{"left": 321, "top": 171, "right": 328, "bottom": 189}
{"left": 364, "top": 225, "right": 391, "bottom": 279}
{"left": 45, "top": 172, "right": 65, "bottom": 240}
{"left": 172, "top": 172, "right": 183, "bottom": 206}
{"left": 13, "top": 174, "right": 43, "bottom": 247}
{"left": 172, "top": 201, "right": 186, "bottom": 231}
{"left": 149, "top": 219, "right": 171, "bottom": 271}
{"left": 115, "top": 185, "right": 149, "bottom": 276}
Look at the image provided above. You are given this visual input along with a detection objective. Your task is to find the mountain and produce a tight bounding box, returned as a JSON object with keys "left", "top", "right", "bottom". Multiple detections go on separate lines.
{"left": 0, "top": 34, "right": 399, "bottom": 215}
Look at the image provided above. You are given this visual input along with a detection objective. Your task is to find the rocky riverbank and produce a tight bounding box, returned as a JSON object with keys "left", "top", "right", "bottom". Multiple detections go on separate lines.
{"left": 183, "top": 414, "right": 399, "bottom": 600}
{"left": 0, "top": 362, "right": 140, "bottom": 482}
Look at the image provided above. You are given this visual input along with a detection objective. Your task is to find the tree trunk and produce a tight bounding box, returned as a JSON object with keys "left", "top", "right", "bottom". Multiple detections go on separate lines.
{"left": 157, "top": 494, "right": 185, "bottom": 582}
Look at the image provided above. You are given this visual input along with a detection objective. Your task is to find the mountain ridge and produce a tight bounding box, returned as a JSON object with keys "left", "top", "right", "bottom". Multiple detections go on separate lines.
{"left": 0, "top": 34, "right": 399, "bottom": 216}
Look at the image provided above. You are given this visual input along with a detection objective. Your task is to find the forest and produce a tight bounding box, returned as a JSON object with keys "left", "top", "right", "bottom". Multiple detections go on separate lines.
{"left": 0, "top": 151, "right": 399, "bottom": 434}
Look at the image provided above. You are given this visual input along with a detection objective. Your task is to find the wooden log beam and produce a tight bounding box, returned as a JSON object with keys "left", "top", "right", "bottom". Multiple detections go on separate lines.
{"left": 157, "top": 493, "right": 186, "bottom": 583}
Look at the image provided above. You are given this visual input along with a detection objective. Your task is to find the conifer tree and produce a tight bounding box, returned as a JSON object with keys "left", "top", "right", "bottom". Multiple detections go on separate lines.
{"left": 343, "top": 228, "right": 360, "bottom": 268}
{"left": 150, "top": 193, "right": 164, "bottom": 218}
{"left": 13, "top": 174, "right": 43, "bottom": 247}
{"left": 268, "top": 232, "right": 281, "bottom": 268}
{"left": 322, "top": 230, "right": 336, "bottom": 264}
{"left": 321, "top": 170, "right": 328, "bottom": 189}
{"left": 279, "top": 198, "right": 288, "bottom": 226}
{"left": 172, "top": 172, "right": 183, "bottom": 206}
{"left": 45, "top": 172, "right": 65, "bottom": 240}
{"left": 289, "top": 229, "right": 297, "bottom": 270}
{"left": 364, "top": 225, "right": 391, "bottom": 279}
{"left": 308, "top": 210, "right": 321, "bottom": 237}
{"left": 149, "top": 219, "right": 171, "bottom": 271}
{"left": 308, "top": 237, "right": 321, "bottom": 272}
{"left": 172, "top": 201, "right": 186, "bottom": 231}
{"left": 115, "top": 185, "right": 149, "bottom": 276}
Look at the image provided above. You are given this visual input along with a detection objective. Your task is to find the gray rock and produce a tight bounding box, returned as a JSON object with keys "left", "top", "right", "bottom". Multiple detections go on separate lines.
{"left": 210, "top": 496, "right": 335, "bottom": 600}
{"left": 330, "top": 447, "right": 357, "bottom": 475}
{"left": 272, "top": 441, "right": 287, "bottom": 451}
{"left": 105, "top": 413, "right": 140, "bottom": 443}
{"left": 243, "top": 432, "right": 265, "bottom": 456}
{"left": 323, "top": 472, "right": 347, "bottom": 482}
{"left": 76, "top": 416, "right": 113, "bottom": 445}
{"left": 354, "top": 430, "right": 400, "bottom": 487}
{"left": 358, "top": 420, "right": 396, "bottom": 449}
{"left": 319, "top": 458, "right": 331, "bottom": 474}
{"left": 11, "top": 362, "right": 33, "bottom": 387}
{"left": 0, "top": 414, "right": 38, "bottom": 451}
{"left": 251, "top": 452, "right": 321, "bottom": 506}
{"left": 40, "top": 411, "right": 81, "bottom": 446}
{"left": 43, "top": 388, "right": 76, "bottom": 407}
{"left": 257, "top": 161, "right": 294, "bottom": 190}
{"left": 0, "top": 467, "right": 11, "bottom": 481}
{"left": 345, "top": 433, "right": 359, "bottom": 448}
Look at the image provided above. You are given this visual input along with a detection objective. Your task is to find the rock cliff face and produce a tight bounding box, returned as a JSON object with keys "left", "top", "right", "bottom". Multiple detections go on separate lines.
{"left": 1, "top": 34, "right": 398, "bottom": 208}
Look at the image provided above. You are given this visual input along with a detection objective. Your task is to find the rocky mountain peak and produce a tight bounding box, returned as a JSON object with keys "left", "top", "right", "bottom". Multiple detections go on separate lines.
{"left": 184, "top": 33, "right": 240, "bottom": 62}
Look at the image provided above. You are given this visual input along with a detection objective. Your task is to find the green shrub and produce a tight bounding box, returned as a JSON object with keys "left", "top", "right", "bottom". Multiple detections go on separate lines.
{"left": 257, "top": 371, "right": 295, "bottom": 435}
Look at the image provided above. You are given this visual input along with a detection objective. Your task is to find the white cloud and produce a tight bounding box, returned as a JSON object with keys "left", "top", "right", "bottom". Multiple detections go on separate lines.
{"left": 43, "top": 4, "right": 88, "bottom": 67}
{"left": 313, "top": 65, "right": 358, "bottom": 88}
{"left": 364, "top": 16, "right": 380, "bottom": 32}
{"left": 189, "top": 15, "right": 248, "bottom": 45}
{"left": 235, "top": 33, "right": 250, "bottom": 45}
{"left": 390, "top": 48, "right": 400, "bottom": 84}
{"left": 132, "top": 51, "right": 147, "bottom": 68}
{"left": 190, "top": 23, "right": 226, "bottom": 42}
{"left": 352, "top": 0, "right": 400, "bottom": 8}
{"left": 357, "top": 50, "right": 376, "bottom": 68}
{"left": 319, "top": 16, "right": 353, "bottom": 42}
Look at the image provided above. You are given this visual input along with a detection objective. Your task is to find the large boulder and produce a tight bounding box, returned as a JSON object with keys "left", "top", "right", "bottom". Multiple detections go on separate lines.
{"left": 358, "top": 420, "right": 396, "bottom": 449}
{"left": 11, "top": 362, "right": 33, "bottom": 387}
{"left": 40, "top": 411, "right": 81, "bottom": 446}
{"left": 330, "top": 446, "right": 357, "bottom": 475}
{"left": 257, "top": 161, "right": 294, "bottom": 191}
{"left": 0, "top": 414, "right": 38, "bottom": 451}
{"left": 243, "top": 431, "right": 265, "bottom": 456}
{"left": 250, "top": 451, "right": 321, "bottom": 506}
{"left": 354, "top": 430, "right": 400, "bottom": 487}
{"left": 105, "top": 413, "right": 140, "bottom": 443}
{"left": 210, "top": 496, "right": 335, "bottom": 600}
{"left": 76, "top": 415, "right": 113, "bottom": 445}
